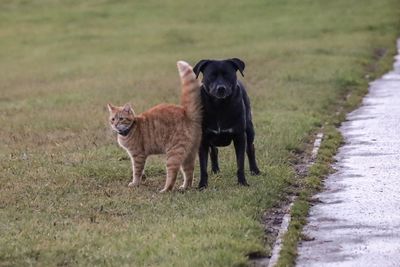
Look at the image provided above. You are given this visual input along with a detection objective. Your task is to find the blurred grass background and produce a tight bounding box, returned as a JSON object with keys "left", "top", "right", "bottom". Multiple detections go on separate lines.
{"left": 0, "top": 0, "right": 399, "bottom": 266}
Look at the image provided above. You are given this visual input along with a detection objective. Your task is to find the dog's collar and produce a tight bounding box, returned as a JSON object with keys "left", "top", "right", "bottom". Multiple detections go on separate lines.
{"left": 206, "top": 127, "right": 234, "bottom": 135}
{"left": 118, "top": 122, "right": 135, "bottom": 137}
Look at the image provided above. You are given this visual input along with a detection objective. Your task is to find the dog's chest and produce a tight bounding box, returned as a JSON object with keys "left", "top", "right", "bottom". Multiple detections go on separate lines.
{"left": 204, "top": 121, "right": 236, "bottom": 146}
{"left": 203, "top": 106, "right": 244, "bottom": 135}
{"left": 206, "top": 122, "right": 234, "bottom": 135}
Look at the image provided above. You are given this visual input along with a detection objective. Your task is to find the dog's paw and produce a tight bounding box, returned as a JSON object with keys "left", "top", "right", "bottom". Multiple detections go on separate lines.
{"left": 198, "top": 183, "right": 208, "bottom": 191}
{"left": 238, "top": 180, "right": 250, "bottom": 186}
{"left": 250, "top": 168, "right": 261, "bottom": 176}
{"left": 211, "top": 167, "right": 220, "bottom": 174}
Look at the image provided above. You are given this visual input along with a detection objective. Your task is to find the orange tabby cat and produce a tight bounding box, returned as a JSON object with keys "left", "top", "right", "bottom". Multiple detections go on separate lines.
{"left": 107, "top": 61, "right": 202, "bottom": 192}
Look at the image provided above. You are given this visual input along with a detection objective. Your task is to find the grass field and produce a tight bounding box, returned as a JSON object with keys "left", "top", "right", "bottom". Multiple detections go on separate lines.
{"left": 1, "top": 0, "right": 399, "bottom": 266}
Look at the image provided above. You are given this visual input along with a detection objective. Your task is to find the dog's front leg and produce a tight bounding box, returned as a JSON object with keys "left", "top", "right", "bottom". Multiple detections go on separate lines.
{"left": 233, "top": 133, "right": 249, "bottom": 186}
{"left": 210, "top": 146, "right": 220, "bottom": 173}
{"left": 198, "top": 140, "right": 209, "bottom": 189}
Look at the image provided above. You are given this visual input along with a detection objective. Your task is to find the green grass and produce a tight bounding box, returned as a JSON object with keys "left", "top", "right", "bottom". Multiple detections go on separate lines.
{"left": 0, "top": 0, "right": 399, "bottom": 266}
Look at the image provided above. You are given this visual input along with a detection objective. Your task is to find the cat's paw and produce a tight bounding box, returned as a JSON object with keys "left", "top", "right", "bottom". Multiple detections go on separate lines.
{"left": 128, "top": 180, "right": 140, "bottom": 187}
{"left": 179, "top": 184, "right": 187, "bottom": 190}
{"left": 159, "top": 187, "right": 170, "bottom": 193}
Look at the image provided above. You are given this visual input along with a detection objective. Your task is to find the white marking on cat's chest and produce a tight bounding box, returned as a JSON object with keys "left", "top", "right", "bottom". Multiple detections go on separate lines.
{"left": 117, "top": 136, "right": 125, "bottom": 148}
{"left": 118, "top": 137, "right": 133, "bottom": 157}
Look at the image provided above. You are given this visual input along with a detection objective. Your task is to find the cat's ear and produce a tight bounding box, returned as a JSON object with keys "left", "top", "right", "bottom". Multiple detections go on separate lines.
{"left": 107, "top": 103, "right": 115, "bottom": 113}
{"left": 123, "top": 103, "right": 135, "bottom": 115}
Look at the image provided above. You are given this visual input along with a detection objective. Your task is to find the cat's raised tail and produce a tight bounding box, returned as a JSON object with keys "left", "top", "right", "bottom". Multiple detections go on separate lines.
{"left": 177, "top": 61, "right": 202, "bottom": 124}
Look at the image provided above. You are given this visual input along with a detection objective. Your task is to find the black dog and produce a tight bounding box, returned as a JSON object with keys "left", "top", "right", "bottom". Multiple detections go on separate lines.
{"left": 193, "top": 58, "right": 260, "bottom": 189}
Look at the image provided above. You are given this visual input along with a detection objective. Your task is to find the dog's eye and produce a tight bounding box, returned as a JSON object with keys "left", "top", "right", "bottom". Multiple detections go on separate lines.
{"left": 111, "top": 118, "right": 115, "bottom": 122}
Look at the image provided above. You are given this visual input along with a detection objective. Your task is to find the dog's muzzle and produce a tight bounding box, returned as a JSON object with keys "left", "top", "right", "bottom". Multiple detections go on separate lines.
{"left": 216, "top": 85, "right": 226, "bottom": 98}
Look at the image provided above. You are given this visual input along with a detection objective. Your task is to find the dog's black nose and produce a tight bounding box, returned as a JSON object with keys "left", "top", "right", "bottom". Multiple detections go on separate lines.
{"left": 216, "top": 85, "right": 226, "bottom": 96}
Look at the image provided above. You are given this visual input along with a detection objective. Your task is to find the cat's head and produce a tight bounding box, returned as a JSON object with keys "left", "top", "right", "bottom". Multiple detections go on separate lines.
{"left": 107, "top": 103, "right": 136, "bottom": 136}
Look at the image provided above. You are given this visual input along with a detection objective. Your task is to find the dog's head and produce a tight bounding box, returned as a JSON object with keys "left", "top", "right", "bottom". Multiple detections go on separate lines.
{"left": 193, "top": 58, "right": 245, "bottom": 99}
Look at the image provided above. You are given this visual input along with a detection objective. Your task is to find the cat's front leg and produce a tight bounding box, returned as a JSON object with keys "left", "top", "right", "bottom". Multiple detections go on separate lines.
{"left": 128, "top": 155, "right": 146, "bottom": 187}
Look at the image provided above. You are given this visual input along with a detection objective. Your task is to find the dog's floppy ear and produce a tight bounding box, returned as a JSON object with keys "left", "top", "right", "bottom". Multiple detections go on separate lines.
{"left": 193, "top": 59, "right": 211, "bottom": 79}
{"left": 227, "top": 58, "right": 245, "bottom": 77}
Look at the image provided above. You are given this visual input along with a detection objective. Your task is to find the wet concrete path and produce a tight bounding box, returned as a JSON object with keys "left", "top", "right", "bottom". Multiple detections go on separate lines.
{"left": 296, "top": 39, "right": 400, "bottom": 267}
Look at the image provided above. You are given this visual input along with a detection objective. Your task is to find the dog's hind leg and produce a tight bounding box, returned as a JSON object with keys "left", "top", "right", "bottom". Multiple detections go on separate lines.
{"left": 210, "top": 146, "right": 220, "bottom": 174}
{"left": 246, "top": 123, "right": 261, "bottom": 175}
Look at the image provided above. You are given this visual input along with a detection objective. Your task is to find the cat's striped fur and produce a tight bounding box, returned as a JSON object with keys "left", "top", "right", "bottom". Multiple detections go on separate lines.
{"left": 107, "top": 61, "right": 202, "bottom": 192}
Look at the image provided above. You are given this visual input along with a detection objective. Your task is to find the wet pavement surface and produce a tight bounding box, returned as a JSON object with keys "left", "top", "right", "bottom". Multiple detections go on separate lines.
{"left": 296, "top": 39, "right": 400, "bottom": 267}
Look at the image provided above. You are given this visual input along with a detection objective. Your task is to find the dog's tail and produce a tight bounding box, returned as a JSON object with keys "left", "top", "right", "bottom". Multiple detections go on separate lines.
{"left": 177, "top": 60, "right": 202, "bottom": 123}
